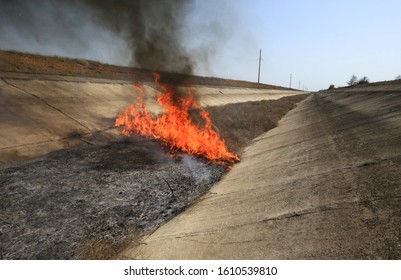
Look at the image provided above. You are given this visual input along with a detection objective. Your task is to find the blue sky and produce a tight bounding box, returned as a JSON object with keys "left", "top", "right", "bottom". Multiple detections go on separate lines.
{"left": 201, "top": 0, "right": 401, "bottom": 90}
{"left": 1, "top": 0, "right": 400, "bottom": 91}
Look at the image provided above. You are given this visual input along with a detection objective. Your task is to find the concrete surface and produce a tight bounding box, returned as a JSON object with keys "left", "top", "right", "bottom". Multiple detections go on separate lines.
{"left": 0, "top": 72, "right": 299, "bottom": 163}
{"left": 120, "top": 87, "right": 401, "bottom": 259}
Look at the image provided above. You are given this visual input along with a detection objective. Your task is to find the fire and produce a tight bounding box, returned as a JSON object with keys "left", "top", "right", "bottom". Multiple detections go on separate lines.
{"left": 115, "top": 73, "right": 239, "bottom": 167}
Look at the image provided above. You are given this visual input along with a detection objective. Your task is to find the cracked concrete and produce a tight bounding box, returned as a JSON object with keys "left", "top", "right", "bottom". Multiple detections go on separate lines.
{"left": 120, "top": 84, "right": 401, "bottom": 259}
{"left": 2, "top": 78, "right": 92, "bottom": 132}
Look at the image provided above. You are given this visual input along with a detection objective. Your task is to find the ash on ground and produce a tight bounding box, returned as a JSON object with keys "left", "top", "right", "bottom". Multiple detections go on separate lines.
{"left": 0, "top": 135, "right": 226, "bottom": 259}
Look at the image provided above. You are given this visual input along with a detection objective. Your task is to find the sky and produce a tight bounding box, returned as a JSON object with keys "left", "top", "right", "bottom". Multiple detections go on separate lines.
{"left": 1, "top": 0, "right": 400, "bottom": 91}
{"left": 208, "top": 0, "right": 401, "bottom": 90}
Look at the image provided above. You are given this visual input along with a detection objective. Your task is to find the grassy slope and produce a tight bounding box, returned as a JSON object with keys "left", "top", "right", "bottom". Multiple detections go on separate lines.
{"left": 323, "top": 78, "right": 401, "bottom": 92}
{"left": 0, "top": 50, "right": 297, "bottom": 90}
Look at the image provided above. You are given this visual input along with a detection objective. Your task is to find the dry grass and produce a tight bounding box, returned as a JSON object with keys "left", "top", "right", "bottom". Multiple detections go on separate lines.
{"left": 0, "top": 49, "right": 152, "bottom": 81}
{"left": 323, "top": 77, "right": 401, "bottom": 92}
{"left": 78, "top": 239, "right": 130, "bottom": 260}
{"left": 207, "top": 95, "right": 308, "bottom": 154}
{"left": 0, "top": 50, "right": 298, "bottom": 90}
{"left": 77, "top": 229, "right": 140, "bottom": 260}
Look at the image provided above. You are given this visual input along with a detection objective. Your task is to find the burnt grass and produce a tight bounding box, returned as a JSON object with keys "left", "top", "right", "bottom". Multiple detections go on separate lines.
{"left": 0, "top": 94, "right": 307, "bottom": 259}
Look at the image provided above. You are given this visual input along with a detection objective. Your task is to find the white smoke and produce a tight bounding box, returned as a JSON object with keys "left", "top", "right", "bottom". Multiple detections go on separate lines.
{"left": 181, "top": 155, "right": 212, "bottom": 185}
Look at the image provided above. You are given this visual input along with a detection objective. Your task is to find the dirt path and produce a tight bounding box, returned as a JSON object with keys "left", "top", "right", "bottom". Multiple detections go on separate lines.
{"left": 121, "top": 88, "right": 401, "bottom": 259}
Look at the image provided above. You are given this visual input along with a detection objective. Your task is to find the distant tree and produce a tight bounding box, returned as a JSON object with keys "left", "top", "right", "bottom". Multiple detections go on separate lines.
{"left": 328, "top": 84, "right": 335, "bottom": 90}
{"left": 358, "top": 76, "right": 369, "bottom": 84}
{"left": 347, "top": 75, "right": 358, "bottom": 86}
{"left": 396, "top": 75, "right": 401, "bottom": 80}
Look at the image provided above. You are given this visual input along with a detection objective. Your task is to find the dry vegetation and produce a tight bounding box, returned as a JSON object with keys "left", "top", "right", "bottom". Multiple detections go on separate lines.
{"left": 0, "top": 50, "right": 297, "bottom": 90}
{"left": 325, "top": 77, "right": 401, "bottom": 92}
{"left": 207, "top": 95, "right": 308, "bottom": 154}
{"left": 78, "top": 229, "right": 139, "bottom": 260}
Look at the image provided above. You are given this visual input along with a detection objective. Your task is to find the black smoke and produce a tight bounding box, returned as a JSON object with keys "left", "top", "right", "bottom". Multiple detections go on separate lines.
{"left": 82, "top": 0, "right": 195, "bottom": 74}
{"left": 0, "top": 0, "right": 198, "bottom": 74}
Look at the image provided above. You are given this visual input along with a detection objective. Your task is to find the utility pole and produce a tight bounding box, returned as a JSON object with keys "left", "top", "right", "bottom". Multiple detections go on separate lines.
{"left": 298, "top": 81, "right": 301, "bottom": 90}
{"left": 257, "top": 49, "right": 262, "bottom": 83}
{"left": 289, "top": 73, "right": 292, "bottom": 88}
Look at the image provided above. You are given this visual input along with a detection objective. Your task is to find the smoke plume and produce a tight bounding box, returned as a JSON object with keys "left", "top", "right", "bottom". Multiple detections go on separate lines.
{"left": 0, "top": 0, "right": 196, "bottom": 74}
{"left": 82, "top": 0, "right": 195, "bottom": 74}
{"left": 0, "top": 0, "right": 239, "bottom": 78}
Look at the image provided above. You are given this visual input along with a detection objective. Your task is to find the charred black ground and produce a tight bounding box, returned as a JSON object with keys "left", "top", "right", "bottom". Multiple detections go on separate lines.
{"left": 0, "top": 135, "right": 225, "bottom": 259}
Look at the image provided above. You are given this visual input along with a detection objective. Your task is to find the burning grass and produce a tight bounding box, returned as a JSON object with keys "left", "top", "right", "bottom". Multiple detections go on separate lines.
{"left": 115, "top": 74, "right": 239, "bottom": 167}
{"left": 113, "top": 74, "right": 305, "bottom": 169}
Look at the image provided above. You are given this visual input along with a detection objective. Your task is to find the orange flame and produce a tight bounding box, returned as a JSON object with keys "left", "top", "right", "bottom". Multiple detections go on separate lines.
{"left": 115, "top": 73, "right": 239, "bottom": 166}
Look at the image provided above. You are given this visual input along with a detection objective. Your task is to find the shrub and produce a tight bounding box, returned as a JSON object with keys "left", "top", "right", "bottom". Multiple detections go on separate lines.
{"left": 358, "top": 76, "right": 369, "bottom": 84}
{"left": 347, "top": 75, "right": 358, "bottom": 86}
